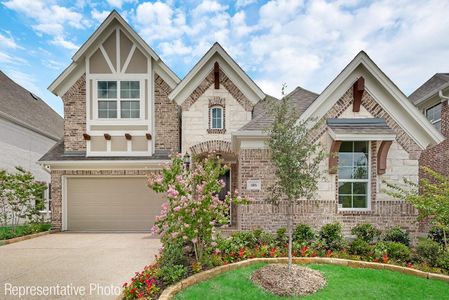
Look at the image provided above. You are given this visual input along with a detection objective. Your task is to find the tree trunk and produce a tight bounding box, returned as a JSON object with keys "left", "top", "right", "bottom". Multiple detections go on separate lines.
{"left": 443, "top": 228, "right": 448, "bottom": 251}
{"left": 287, "top": 202, "right": 293, "bottom": 271}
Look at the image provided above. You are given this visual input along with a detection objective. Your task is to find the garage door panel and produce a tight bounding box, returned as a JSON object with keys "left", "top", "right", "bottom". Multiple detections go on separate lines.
{"left": 67, "top": 177, "right": 165, "bottom": 231}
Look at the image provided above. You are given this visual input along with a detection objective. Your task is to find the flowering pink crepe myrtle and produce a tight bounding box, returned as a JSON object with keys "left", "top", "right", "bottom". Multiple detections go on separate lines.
{"left": 147, "top": 153, "right": 251, "bottom": 261}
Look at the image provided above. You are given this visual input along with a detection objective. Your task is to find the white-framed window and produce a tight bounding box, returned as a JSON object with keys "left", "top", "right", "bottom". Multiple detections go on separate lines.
{"left": 425, "top": 103, "right": 442, "bottom": 131}
{"left": 210, "top": 106, "right": 223, "bottom": 129}
{"left": 338, "top": 141, "right": 370, "bottom": 210}
{"left": 96, "top": 80, "right": 141, "bottom": 119}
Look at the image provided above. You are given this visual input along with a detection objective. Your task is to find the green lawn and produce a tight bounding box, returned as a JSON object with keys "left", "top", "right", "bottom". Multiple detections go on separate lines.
{"left": 0, "top": 223, "right": 51, "bottom": 240}
{"left": 175, "top": 263, "right": 449, "bottom": 300}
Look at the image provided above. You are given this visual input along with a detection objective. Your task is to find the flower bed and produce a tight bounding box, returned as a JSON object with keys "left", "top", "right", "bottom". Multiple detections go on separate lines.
{"left": 122, "top": 223, "right": 449, "bottom": 299}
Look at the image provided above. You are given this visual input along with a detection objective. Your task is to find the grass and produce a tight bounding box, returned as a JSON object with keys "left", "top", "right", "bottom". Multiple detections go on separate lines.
{"left": 175, "top": 263, "right": 449, "bottom": 300}
{"left": 0, "top": 223, "right": 51, "bottom": 240}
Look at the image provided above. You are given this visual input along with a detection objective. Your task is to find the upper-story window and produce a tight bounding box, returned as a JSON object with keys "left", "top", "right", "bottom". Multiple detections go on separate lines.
{"left": 425, "top": 103, "right": 442, "bottom": 131}
{"left": 210, "top": 106, "right": 223, "bottom": 129}
{"left": 97, "top": 80, "right": 140, "bottom": 119}
{"left": 338, "top": 141, "right": 370, "bottom": 210}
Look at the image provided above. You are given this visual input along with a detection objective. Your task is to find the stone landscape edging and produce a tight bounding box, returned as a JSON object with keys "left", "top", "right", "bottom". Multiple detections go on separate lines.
{"left": 0, "top": 231, "right": 50, "bottom": 246}
{"left": 157, "top": 257, "right": 449, "bottom": 300}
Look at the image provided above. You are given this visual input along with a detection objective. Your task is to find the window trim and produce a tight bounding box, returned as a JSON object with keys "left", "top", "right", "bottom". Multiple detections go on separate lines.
{"left": 93, "top": 79, "right": 144, "bottom": 121}
{"left": 337, "top": 141, "right": 371, "bottom": 212}
{"left": 210, "top": 106, "right": 224, "bottom": 129}
{"left": 425, "top": 103, "right": 442, "bottom": 130}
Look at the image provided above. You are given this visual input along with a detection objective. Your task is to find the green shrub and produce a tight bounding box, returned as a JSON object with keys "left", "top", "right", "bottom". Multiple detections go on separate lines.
{"left": 293, "top": 223, "right": 315, "bottom": 242}
{"left": 159, "top": 264, "right": 187, "bottom": 284}
{"left": 416, "top": 238, "right": 442, "bottom": 266}
{"left": 351, "top": 223, "right": 380, "bottom": 243}
{"left": 428, "top": 225, "right": 449, "bottom": 247}
{"left": 383, "top": 227, "right": 410, "bottom": 246}
{"left": 319, "top": 222, "right": 345, "bottom": 251}
{"left": 436, "top": 251, "right": 449, "bottom": 272}
{"left": 276, "top": 227, "right": 288, "bottom": 245}
{"left": 376, "top": 241, "right": 411, "bottom": 262}
{"left": 349, "top": 238, "right": 372, "bottom": 256}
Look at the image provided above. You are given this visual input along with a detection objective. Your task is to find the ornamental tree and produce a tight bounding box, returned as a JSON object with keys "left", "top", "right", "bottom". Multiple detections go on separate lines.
{"left": 266, "top": 86, "right": 325, "bottom": 270}
{"left": 148, "top": 154, "right": 247, "bottom": 262}
{"left": 385, "top": 166, "right": 449, "bottom": 250}
{"left": 0, "top": 167, "right": 47, "bottom": 230}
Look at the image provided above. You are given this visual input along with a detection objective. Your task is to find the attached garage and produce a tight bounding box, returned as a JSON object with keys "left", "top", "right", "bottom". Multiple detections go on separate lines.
{"left": 65, "top": 177, "right": 165, "bottom": 231}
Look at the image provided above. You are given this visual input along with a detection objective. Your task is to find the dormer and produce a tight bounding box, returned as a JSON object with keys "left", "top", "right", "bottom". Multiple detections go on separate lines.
{"left": 48, "top": 11, "right": 179, "bottom": 157}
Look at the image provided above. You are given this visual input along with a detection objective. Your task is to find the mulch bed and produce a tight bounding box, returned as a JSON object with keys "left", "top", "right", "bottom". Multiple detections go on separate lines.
{"left": 251, "top": 264, "right": 326, "bottom": 297}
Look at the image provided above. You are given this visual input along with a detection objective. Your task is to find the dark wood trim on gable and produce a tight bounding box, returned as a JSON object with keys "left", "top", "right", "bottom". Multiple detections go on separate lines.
{"left": 353, "top": 77, "right": 365, "bottom": 112}
{"left": 214, "top": 62, "right": 220, "bottom": 89}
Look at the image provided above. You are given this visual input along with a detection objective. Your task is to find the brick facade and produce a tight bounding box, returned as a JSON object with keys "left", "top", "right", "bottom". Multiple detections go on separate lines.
{"left": 420, "top": 101, "right": 449, "bottom": 177}
{"left": 237, "top": 87, "right": 424, "bottom": 242}
{"left": 154, "top": 74, "right": 181, "bottom": 153}
{"left": 50, "top": 169, "right": 157, "bottom": 230}
{"left": 62, "top": 74, "right": 86, "bottom": 153}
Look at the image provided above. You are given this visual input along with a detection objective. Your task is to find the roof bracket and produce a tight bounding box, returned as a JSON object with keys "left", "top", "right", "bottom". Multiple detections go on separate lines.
{"left": 104, "top": 133, "right": 111, "bottom": 140}
{"left": 125, "top": 133, "right": 132, "bottom": 140}
{"left": 353, "top": 77, "right": 365, "bottom": 112}
{"left": 329, "top": 140, "right": 342, "bottom": 174}
{"left": 214, "top": 62, "right": 220, "bottom": 89}
{"left": 83, "top": 133, "right": 91, "bottom": 141}
{"left": 145, "top": 133, "right": 152, "bottom": 140}
{"left": 377, "top": 140, "right": 392, "bottom": 175}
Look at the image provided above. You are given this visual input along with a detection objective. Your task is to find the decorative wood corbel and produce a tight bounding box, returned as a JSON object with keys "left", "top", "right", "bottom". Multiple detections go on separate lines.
{"left": 377, "top": 141, "right": 392, "bottom": 175}
{"left": 353, "top": 77, "right": 365, "bottom": 112}
{"left": 214, "top": 62, "right": 220, "bottom": 89}
{"left": 125, "top": 133, "right": 132, "bottom": 140}
{"left": 145, "top": 133, "right": 152, "bottom": 140}
{"left": 104, "top": 133, "right": 111, "bottom": 140}
{"left": 329, "top": 140, "right": 342, "bottom": 174}
{"left": 83, "top": 133, "right": 91, "bottom": 141}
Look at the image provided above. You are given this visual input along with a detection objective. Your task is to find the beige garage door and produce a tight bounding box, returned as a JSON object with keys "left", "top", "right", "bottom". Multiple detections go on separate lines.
{"left": 67, "top": 177, "right": 165, "bottom": 231}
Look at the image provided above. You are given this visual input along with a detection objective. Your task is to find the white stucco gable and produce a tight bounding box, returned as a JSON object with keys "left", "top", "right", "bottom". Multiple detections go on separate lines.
{"left": 300, "top": 51, "right": 444, "bottom": 150}
{"left": 168, "top": 42, "right": 266, "bottom": 105}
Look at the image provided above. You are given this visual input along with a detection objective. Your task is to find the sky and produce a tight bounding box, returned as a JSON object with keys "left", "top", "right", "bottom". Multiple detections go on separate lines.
{"left": 1, "top": 0, "right": 449, "bottom": 117}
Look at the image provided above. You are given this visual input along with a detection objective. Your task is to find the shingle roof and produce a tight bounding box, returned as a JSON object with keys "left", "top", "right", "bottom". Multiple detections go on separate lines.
{"left": 409, "top": 73, "right": 449, "bottom": 104}
{"left": 0, "top": 70, "right": 63, "bottom": 140}
{"left": 240, "top": 87, "right": 319, "bottom": 131}
{"left": 39, "top": 140, "right": 170, "bottom": 162}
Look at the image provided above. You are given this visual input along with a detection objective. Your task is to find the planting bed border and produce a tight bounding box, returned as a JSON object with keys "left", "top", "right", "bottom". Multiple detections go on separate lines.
{"left": 0, "top": 231, "right": 50, "bottom": 246}
{"left": 154, "top": 257, "right": 449, "bottom": 300}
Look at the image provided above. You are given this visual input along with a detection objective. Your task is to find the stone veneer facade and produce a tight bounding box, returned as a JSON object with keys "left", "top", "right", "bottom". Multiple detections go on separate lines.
{"left": 237, "top": 87, "right": 425, "bottom": 242}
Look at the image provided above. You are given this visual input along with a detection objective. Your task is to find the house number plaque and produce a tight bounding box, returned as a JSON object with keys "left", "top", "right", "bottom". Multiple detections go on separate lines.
{"left": 246, "top": 179, "right": 261, "bottom": 191}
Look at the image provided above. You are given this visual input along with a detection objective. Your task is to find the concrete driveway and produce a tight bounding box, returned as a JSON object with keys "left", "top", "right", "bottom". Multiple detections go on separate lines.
{"left": 0, "top": 233, "right": 161, "bottom": 299}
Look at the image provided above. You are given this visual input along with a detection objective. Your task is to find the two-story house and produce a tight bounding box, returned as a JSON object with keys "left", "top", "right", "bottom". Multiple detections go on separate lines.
{"left": 40, "top": 11, "right": 443, "bottom": 240}
{"left": 409, "top": 74, "right": 449, "bottom": 177}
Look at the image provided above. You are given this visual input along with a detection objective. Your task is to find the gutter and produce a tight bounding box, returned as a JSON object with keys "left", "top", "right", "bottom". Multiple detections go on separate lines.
{"left": 439, "top": 90, "right": 449, "bottom": 102}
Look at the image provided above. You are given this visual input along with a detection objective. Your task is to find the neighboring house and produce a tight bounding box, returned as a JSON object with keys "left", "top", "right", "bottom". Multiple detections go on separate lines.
{"left": 40, "top": 11, "right": 444, "bottom": 241}
{"left": 0, "top": 70, "right": 63, "bottom": 214}
{"left": 409, "top": 73, "right": 449, "bottom": 176}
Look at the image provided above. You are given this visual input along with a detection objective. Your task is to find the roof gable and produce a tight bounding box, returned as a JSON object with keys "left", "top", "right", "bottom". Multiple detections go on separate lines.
{"left": 49, "top": 10, "right": 179, "bottom": 96}
{"left": 169, "top": 42, "right": 265, "bottom": 104}
{"left": 299, "top": 51, "right": 444, "bottom": 149}
{"left": 409, "top": 73, "right": 449, "bottom": 105}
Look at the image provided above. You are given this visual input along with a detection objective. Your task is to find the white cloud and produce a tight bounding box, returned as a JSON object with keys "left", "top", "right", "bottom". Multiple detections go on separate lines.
{"left": 193, "top": 0, "right": 227, "bottom": 15}
{"left": 50, "top": 36, "right": 79, "bottom": 50}
{"left": 107, "top": 0, "right": 136, "bottom": 9}
{"left": 91, "top": 9, "right": 110, "bottom": 23}
{"left": 0, "top": 32, "right": 22, "bottom": 49}
{"left": 235, "top": 0, "right": 257, "bottom": 8}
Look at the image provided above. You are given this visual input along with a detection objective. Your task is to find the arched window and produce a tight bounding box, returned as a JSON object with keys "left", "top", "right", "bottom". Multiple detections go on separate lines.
{"left": 210, "top": 106, "right": 223, "bottom": 129}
